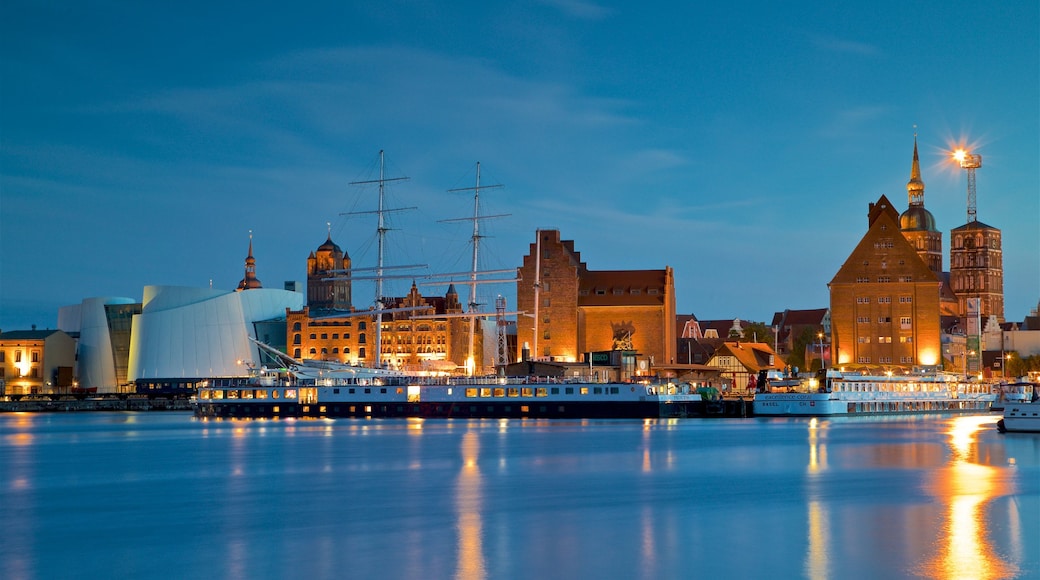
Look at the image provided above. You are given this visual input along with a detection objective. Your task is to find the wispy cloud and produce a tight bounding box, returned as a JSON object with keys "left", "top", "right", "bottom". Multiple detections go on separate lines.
{"left": 536, "top": 0, "right": 613, "bottom": 20}
{"left": 808, "top": 34, "right": 882, "bottom": 57}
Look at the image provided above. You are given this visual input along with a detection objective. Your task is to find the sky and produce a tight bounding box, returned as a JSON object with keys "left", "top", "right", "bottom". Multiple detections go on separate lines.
{"left": 2, "top": 0, "right": 1038, "bottom": 332}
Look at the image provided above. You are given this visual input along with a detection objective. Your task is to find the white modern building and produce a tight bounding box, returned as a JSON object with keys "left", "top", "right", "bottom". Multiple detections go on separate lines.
{"left": 59, "top": 296, "right": 138, "bottom": 392}
{"left": 128, "top": 285, "right": 303, "bottom": 383}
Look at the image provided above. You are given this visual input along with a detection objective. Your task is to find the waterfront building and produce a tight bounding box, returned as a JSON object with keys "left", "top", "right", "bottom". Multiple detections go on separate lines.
{"left": 128, "top": 285, "right": 303, "bottom": 387}
{"left": 950, "top": 221, "right": 1004, "bottom": 324}
{"left": 516, "top": 229, "right": 676, "bottom": 370}
{"left": 287, "top": 232, "right": 481, "bottom": 372}
{"left": 704, "top": 341, "right": 783, "bottom": 395}
{"left": 0, "top": 328, "right": 76, "bottom": 395}
{"left": 829, "top": 194, "right": 942, "bottom": 368}
{"left": 57, "top": 297, "right": 141, "bottom": 392}
{"left": 306, "top": 233, "right": 352, "bottom": 312}
{"left": 768, "top": 308, "right": 830, "bottom": 358}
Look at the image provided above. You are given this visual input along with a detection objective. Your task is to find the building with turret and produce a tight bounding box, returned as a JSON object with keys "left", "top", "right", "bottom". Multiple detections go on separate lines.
{"left": 829, "top": 194, "right": 942, "bottom": 368}
{"left": 235, "top": 234, "right": 263, "bottom": 291}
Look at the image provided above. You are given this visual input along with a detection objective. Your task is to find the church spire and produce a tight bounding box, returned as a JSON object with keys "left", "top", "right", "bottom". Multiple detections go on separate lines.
{"left": 236, "top": 230, "right": 263, "bottom": 291}
{"left": 907, "top": 134, "right": 925, "bottom": 207}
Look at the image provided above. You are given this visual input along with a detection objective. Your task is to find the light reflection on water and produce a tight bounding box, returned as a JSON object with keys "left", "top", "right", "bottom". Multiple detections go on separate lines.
{"left": 1, "top": 412, "right": 1037, "bottom": 580}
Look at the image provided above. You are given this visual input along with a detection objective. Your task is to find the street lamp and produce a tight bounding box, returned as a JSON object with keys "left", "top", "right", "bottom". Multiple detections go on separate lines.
{"left": 817, "top": 332, "right": 825, "bottom": 370}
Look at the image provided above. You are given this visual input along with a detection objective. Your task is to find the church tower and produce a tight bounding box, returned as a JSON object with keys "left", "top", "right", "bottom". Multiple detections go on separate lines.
{"left": 306, "top": 229, "right": 352, "bottom": 312}
{"left": 899, "top": 137, "right": 943, "bottom": 275}
{"left": 236, "top": 232, "right": 263, "bottom": 291}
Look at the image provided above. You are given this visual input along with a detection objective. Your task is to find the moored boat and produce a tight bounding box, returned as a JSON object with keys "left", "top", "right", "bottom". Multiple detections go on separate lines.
{"left": 997, "top": 385, "right": 1040, "bottom": 433}
{"left": 753, "top": 369, "right": 996, "bottom": 417}
{"left": 192, "top": 370, "right": 705, "bottom": 419}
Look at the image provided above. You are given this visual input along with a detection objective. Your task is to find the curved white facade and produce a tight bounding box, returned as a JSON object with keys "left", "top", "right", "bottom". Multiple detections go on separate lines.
{"left": 59, "top": 297, "right": 137, "bottom": 391}
{"left": 128, "top": 286, "right": 302, "bottom": 381}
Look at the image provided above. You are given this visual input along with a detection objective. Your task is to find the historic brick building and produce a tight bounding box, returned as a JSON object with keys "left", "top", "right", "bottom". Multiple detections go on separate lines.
{"left": 829, "top": 195, "right": 942, "bottom": 368}
{"left": 286, "top": 235, "right": 479, "bottom": 373}
{"left": 950, "top": 221, "right": 1004, "bottom": 324}
{"left": 516, "top": 229, "right": 676, "bottom": 367}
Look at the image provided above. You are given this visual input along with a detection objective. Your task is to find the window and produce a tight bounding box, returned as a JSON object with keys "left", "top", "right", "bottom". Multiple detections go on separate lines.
{"left": 857, "top": 297, "right": 870, "bottom": 304}
{"left": 359, "top": 333, "right": 366, "bottom": 344}
{"left": 15, "top": 351, "right": 22, "bottom": 363}
{"left": 899, "top": 336, "right": 913, "bottom": 343}
{"left": 293, "top": 322, "right": 301, "bottom": 331}
{"left": 542, "top": 281, "right": 550, "bottom": 292}
{"left": 309, "top": 333, "right": 317, "bottom": 340}
{"left": 613, "top": 289, "right": 624, "bottom": 295}
{"left": 359, "top": 348, "right": 366, "bottom": 358}
{"left": 333, "top": 334, "right": 339, "bottom": 340}
{"left": 900, "top": 317, "right": 912, "bottom": 329}
{"left": 631, "top": 289, "right": 641, "bottom": 295}
{"left": 293, "top": 333, "right": 301, "bottom": 345}
{"left": 0, "top": 351, "right": 4, "bottom": 362}
{"left": 358, "top": 322, "right": 366, "bottom": 330}
{"left": 543, "top": 330, "right": 551, "bottom": 340}
{"left": 648, "top": 289, "right": 659, "bottom": 295}
{"left": 856, "top": 277, "right": 869, "bottom": 283}
{"left": 879, "top": 357, "right": 892, "bottom": 364}
{"left": 900, "top": 356, "right": 914, "bottom": 364}
{"left": 595, "top": 289, "right": 606, "bottom": 295}
{"left": 309, "top": 348, "right": 317, "bottom": 355}
{"left": 878, "top": 336, "right": 891, "bottom": 343}
{"left": 899, "top": 296, "right": 913, "bottom": 303}
{"left": 293, "top": 349, "right": 301, "bottom": 358}
{"left": 858, "top": 336, "right": 870, "bottom": 343}
{"left": 542, "top": 297, "right": 551, "bottom": 307}
{"left": 857, "top": 316, "right": 869, "bottom": 323}
{"left": 878, "top": 317, "right": 891, "bottom": 323}
{"left": 878, "top": 297, "right": 891, "bottom": 304}
{"left": 858, "top": 356, "right": 871, "bottom": 364}
{"left": 877, "top": 276, "right": 890, "bottom": 283}
{"left": 899, "top": 276, "right": 912, "bottom": 283}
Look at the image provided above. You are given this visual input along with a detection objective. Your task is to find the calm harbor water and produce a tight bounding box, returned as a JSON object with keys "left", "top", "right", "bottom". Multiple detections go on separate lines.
{"left": 2, "top": 412, "right": 1038, "bottom": 580}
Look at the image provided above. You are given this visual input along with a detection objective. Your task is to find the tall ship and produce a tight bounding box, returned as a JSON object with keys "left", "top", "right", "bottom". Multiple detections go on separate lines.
{"left": 753, "top": 369, "right": 996, "bottom": 416}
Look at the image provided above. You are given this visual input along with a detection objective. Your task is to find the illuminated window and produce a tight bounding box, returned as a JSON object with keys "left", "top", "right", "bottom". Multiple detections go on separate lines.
{"left": 31, "top": 351, "right": 39, "bottom": 363}
{"left": 580, "top": 387, "right": 589, "bottom": 395}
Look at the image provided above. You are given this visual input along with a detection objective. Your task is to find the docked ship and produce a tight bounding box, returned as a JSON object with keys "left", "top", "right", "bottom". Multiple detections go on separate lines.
{"left": 753, "top": 369, "right": 996, "bottom": 416}
{"left": 192, "top": 366, "right": 705, "bottom": 419}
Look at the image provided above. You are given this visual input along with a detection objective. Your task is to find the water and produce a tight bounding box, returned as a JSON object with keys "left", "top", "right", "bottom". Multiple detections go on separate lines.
{"left": 2, "top": 412, "right": 1038, "bottom": 580}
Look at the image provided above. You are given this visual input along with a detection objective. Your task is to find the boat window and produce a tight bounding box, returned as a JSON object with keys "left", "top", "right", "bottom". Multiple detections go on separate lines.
{"left": 580, "top": 387, "right": 589, "bottom": 395}
{"left": 466, "top": 388, "right": 477, "bottom": 398}
{"left": 565, "top": 387, "right": 574, "bottom": 395}
{"left": 551, "top": 387, "right": 560, "bottom": 395}
{"left": 480, "top": 388, "right": 492, "bottom": 397}
{"left": 493, "top": 388, "right": 505, "bottom": 398}
{"left": 522, "top": 388, "right": 533, "bottom": 397}
{"left": 508, "top": 388, "right": 519, "bottom": 397}
{"left": 594, "top": 387, "right": 603, "bottom": 395}
{"left": 536, "top": 388, "right": 548, "bottom": 397}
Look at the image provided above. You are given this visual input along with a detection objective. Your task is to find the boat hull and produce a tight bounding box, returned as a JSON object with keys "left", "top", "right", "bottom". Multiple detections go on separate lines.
{"left": 193, "top": 399, "right": 706, "bottom": 420}
{"left": 999, "top": 402, "right": 1040, "bottom": 433}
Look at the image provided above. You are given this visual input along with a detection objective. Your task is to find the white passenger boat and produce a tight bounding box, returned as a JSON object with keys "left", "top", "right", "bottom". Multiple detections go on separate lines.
{"left": 753, "top": 369, "right": 996, "bottom": 417}
{"left": 996, "top": 381, "right": 1039, "bottom": 433}
{"left": 192, "top": 368, "right": 706, "bottom": 419}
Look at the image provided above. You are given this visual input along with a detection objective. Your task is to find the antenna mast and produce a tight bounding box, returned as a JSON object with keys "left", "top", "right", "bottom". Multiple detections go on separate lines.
{"left": 955, "top": 150, "right": 982, "bottom": 223}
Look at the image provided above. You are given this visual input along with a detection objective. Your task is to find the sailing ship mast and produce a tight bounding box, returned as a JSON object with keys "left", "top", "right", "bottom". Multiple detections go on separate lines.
{"left": 344, "top": 150, "right": 415, "bottom": 368}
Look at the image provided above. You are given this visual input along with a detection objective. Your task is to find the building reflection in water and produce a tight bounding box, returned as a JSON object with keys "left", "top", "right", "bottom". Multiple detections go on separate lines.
{"left": 455, "top": 430, "right": 486, "bottom": 580}
{"left": 919, "top": 416, "right": 1018, "bottom": 580}
{"left": 803, "top": 417, "right": 831, "bottom": 580}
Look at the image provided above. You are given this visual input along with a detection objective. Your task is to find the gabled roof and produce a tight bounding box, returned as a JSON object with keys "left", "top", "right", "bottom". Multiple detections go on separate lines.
{"left": 713, "top": 341, "right": 784, "bottom": 372}
{"left": 578, "top": 269, "right": 670, "bottom": 307}
{"left": 831, "top": 194, "right": 938, "bottom": 285}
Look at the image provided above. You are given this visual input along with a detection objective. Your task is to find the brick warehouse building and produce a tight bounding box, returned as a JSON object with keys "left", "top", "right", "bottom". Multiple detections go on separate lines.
{"left": 516, "top": 229, "right": 676, "bottom": 369}
{"left": 829, "top": 195, "right": 942, "bottom": 368}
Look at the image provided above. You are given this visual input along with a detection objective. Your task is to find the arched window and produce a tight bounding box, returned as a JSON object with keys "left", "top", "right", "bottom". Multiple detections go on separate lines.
{"left": 292, "top": 322, "right": 301, "bottom": 331}
{"left": 293, "top": 333, "right": 301, "bottom": 345}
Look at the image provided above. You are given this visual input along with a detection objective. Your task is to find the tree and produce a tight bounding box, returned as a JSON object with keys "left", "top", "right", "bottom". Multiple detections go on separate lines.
{"left": 737, "top": 321, "right": 775, "bottom": 349}
{"left": 786, "top": 327, "right": 817, "bottom": 372}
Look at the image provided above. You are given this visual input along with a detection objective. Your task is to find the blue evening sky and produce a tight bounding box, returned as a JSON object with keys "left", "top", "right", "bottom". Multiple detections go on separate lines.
{"left": 2, "top": 0, "right": 1038, "bottom": 331}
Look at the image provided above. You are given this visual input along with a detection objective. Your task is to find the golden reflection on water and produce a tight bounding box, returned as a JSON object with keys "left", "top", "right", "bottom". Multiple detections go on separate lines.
{"left": 804, "top": 417, "right": 831, "bottom": 579}
{"left": 919, "top": 416, "right": 1018, "bottom": 580}
{"left": 455, "top": 431, "right": 486, "bottom": 580}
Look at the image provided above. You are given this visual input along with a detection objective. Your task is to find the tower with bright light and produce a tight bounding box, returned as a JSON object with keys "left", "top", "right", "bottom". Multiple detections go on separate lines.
{"left": 949, "top": 145, "right": 1004, "bottom": 361}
